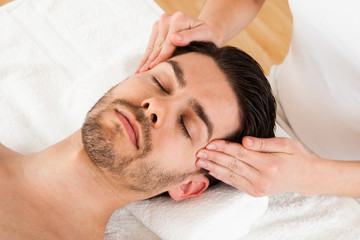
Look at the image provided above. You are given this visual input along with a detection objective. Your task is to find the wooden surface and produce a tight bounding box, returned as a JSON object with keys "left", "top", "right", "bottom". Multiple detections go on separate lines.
{"left": 154, "top": 0, "right": 292, "bottom": 75}
{"left": 0, "top": 0, "right": 292, "bottom": 74}
{"left": 0, "top": 0, "right": 11, "bottom": 7}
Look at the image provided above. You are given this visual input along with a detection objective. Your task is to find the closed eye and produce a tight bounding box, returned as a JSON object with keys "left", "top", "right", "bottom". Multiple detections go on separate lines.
{"left": 152, "top": 76, "right": 169, "bottom": 94}
{"left": 179, "top": 115, "right": 191, "bottom": 139}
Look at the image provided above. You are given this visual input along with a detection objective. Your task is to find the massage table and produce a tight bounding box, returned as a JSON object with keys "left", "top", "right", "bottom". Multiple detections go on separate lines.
{"left": 1, "top": 0, "right": 359, "bottom": 239}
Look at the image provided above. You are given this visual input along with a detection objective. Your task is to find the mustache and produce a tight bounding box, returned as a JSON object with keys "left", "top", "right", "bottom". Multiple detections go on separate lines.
{"left": 111, "top": 99, "right": 152, "bottom": 153}
{"left": 111, "top": 99, "right": 149, "bottom": 126}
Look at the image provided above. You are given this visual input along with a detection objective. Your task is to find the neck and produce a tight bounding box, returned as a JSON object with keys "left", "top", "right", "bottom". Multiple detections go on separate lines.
{"left": 6, "top": 130, "right": 141, "bottom": 238}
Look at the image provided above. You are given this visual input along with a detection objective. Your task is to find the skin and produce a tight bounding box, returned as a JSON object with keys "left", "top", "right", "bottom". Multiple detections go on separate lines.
{"left": 0, "top": 52, "right": 240, "bottom": 239}
{"left": 137, "top": 0, "right": 360, "bottom": 198}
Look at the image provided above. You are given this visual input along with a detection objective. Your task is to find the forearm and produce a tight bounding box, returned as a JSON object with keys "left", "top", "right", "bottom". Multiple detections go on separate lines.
{"left": 198, "top": 0, "right": 265, "bottom": 45}
{"left": 312, "top": 158, "right": 360, "bottom": 198}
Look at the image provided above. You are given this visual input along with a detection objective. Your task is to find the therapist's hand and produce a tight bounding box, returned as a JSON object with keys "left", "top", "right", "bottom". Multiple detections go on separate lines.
{"left": 136, "top": 12, "right": 220, "bottom": 73}
{"left": 196, "top": 137, "right": 322, "bottom": 197}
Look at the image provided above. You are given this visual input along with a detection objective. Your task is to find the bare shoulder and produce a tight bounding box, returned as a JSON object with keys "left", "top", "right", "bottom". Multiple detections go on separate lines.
{"left": 0, "top": 143, "right": 23, "bottom": 160}
{"left": 0, "top": 143, "right": 23, "bottom": 179}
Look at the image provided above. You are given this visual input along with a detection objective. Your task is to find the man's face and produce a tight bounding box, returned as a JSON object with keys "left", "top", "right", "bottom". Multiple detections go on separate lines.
{"left": 82, "top": 52, "right": 240, "bottom": 197}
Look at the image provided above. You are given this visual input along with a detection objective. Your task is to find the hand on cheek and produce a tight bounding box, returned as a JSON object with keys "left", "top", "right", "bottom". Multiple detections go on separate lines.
{"left": 196, "top": 137, "right": 322, "bottom": 197}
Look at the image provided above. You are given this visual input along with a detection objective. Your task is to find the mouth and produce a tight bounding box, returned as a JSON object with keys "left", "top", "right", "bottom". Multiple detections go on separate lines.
{"left": 115, "top": 109, "right": 139, "bottom": 149}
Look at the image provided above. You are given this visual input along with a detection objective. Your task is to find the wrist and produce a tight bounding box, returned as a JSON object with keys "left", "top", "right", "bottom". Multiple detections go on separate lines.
{"left": 300, "top": 155, "right": 327, "bottom": 196}
{"left": 206, "top": 21, "right": 225, "bottom": 46}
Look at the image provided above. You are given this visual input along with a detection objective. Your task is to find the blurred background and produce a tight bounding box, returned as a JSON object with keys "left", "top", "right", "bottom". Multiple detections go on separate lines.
{"left": 154, "top": 0, "right": 292, "bottom": 75}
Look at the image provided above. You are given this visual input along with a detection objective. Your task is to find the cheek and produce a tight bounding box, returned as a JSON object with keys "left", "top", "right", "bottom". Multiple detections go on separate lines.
{"left": 109, "top": 79, "right": 152, "bottom": 104}
{"left": 150, "top": 133, "right": 198, "bottom": 171}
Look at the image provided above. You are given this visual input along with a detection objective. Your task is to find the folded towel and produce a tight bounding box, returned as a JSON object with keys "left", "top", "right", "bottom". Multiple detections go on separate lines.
{"left": 126, "top": 183, "right": 268, "bottom": 240}
{"left": 242, "top": 193, "right": 360, "bottom": 240}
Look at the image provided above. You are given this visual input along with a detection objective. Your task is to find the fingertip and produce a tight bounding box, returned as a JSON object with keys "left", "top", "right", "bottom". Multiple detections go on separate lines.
{"left": 208, "top": 139, "right": 226, "bottom": 147}
{"left": 135, "top": 63, "right": 143, "bottom": 74}
{"left": 149, "top": 60, "right": 157, "bottom": 69}
{"left": 150, "top": 55, "right": 165, "bottom": 69}
{"left": 243, "top": 136, "right": 255, "bottom": 148}
{"left": 196, "top": 159, "right": 207, "bottom": 168}
{"left": 170, "top": 32, "right": 189, "bottom": 46}
{"left": 140, "top": 63, "right": 149, "bottom": 73}
{"left": 205, "top": 144, "right": 216, "bottom": 150}
{"left": 170, "top": 33, "right": 183, "bottom": 44}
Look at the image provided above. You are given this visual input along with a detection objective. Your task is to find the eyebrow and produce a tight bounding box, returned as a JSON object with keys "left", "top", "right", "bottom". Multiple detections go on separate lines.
{"left": 188, "top": 98, "right": 214, "bottom": 141}
{"left": 166, "top": 60, "right": 186, "bottom": 88}
{"left": 165, "top": 59, "right": 213, "bottom": 140}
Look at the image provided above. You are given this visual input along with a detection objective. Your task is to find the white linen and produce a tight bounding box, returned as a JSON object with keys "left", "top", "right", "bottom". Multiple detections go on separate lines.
{"left": 123, "top": 184, "right": 268, "bottom": 240}
{"left": 242, "top": 193, "right": 360, "bottom": 240}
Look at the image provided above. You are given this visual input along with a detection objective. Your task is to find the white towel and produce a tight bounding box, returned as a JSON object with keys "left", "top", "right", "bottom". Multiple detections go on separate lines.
{"left": 242, "top": 193, "right": 360, "bottom": 240}
{"left": 125, "top": 183, "right": 268, "bottom": 240}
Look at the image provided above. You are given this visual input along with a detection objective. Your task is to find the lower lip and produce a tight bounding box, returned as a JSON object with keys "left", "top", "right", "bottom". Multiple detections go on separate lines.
{"left": 115, "top": 111, "right": 138, "bottom": 148}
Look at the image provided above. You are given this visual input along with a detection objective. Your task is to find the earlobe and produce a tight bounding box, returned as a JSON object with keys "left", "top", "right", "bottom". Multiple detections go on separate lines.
{"left": 168, "top": 176, "right": 209, "bottom": 201}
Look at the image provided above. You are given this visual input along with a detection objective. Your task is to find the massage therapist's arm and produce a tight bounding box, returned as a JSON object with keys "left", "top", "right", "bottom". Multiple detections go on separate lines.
{"left": 136, "top": 0, "right": 265, "bottom": 73}
{"left": 196, "top": 137, "right": 360, "bottom": 198}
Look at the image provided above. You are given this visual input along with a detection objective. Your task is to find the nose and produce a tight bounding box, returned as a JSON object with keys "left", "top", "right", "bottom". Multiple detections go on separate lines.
{"left": 141, "top": 97, "right": 180, "bottom": 129}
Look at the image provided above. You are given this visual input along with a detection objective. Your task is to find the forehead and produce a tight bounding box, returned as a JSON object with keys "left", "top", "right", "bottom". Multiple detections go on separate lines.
{"left": 169, "top": 52, "right": 241, "bottom": 140}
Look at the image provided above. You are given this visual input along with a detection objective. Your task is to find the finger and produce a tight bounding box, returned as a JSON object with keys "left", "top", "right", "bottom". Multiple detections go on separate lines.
{"left": 243, "top": 136, "right": 293, "bottom": 153}
{"left": 148, "top": 40, "right": 176, "bottom": 69}
{"left": 149, "top": 23, "right": 214, "bottom": 68}
{"left": 148, "top": 13, "right": 195, "bottom": 69}
{"left": 196, "top": 149, "right": 260, "bottom": 180}
{"left": 149, "top": 17, "right": 213, "bottom": 68}
{"left": 170, "top": 23, "right": 217, "bottom": 46}
{"left": 196, "top": 158, "right": 253, "bottom": 194}
{"left": 136, "top": 20, "right": 160, "bottom": 73}
{"left": 144, "top": 14, "right": 171, "bottom": 69}
{"left": 206, "top": 140, "right": 265, "bottom": 170}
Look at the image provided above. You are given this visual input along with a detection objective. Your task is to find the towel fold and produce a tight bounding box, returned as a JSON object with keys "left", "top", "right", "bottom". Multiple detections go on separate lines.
{"left": 126, "top": 183, "right": 268, "bottom": 240}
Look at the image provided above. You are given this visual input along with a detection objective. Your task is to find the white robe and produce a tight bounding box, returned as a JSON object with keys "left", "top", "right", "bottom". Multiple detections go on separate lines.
{"left": 268, "top": 0, "right": 360, "bottom": 160}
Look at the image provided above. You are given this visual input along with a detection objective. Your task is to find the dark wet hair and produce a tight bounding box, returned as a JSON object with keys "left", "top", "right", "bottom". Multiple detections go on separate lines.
{"left": 172, "top": 42, "right": 277, "bottom": 186}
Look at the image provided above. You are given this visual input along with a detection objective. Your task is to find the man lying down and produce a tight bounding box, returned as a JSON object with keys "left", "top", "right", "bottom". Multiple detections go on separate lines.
{"left": 0, "top": 42, "right": 276, "bottom": 239}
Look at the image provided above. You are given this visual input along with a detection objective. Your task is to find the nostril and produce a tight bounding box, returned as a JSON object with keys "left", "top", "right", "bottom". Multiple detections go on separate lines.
{"left": 151, "top": 113, "right": 158, "bottom": 123}
{"left": 143, "top": 102, "right": 150, "bottom": 109}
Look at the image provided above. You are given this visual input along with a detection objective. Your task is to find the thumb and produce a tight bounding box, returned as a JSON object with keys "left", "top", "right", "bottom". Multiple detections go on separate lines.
{"left": 170, "top": 25, "right": 217, "bottom": 46}
{"left": 243, "top": 136, "right": 294, "bottom": 153}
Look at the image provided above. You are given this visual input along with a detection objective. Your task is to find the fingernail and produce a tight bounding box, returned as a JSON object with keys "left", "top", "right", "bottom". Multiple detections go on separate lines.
{"left": 246, "top": 137, "right": 254, "bottom": 147}
{"left": 149, "top": 61, "right": 156, "bottom": 69}
{"left": 140, "top": 64, "right": 148, "bottom": 72}
{"left": 196, "top": 159, "right": 207, "bottom": 168}
{"left": 175, "top": 33, "right": 183, "bottom": 41}
{"left": 197, "top": 151, "right": 207, "bottom": 158}
{"left": 206, "top": 144, "right": 216, "bottom": 150}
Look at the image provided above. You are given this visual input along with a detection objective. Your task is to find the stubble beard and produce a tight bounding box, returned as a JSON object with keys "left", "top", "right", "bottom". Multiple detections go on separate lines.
{"left": 81, "top": 96, "right": 193, "bottom": 194}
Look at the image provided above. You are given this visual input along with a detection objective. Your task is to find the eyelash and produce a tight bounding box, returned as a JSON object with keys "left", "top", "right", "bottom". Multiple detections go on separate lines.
{"left": 151, "top": 76, "right": 190, "bottom": 139}
{"left": 152, "top": 76, "right": 169, "bottom": 94}
{"left": 179, "top": 116, "right": 191, "bottom": 139}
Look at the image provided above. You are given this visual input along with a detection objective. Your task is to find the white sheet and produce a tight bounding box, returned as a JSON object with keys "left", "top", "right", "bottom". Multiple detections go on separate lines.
{"left": 1, "top": 0, "right": 360, "bottom": 239}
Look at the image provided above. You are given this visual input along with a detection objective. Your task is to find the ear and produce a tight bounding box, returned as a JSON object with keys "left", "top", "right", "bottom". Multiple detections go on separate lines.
{"left": 168, "top": 175, "right": 209, "bottom": 201}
